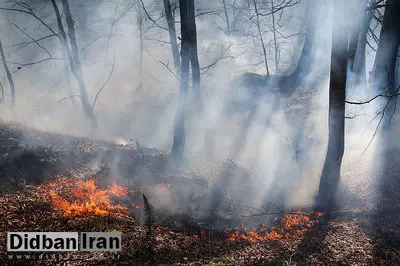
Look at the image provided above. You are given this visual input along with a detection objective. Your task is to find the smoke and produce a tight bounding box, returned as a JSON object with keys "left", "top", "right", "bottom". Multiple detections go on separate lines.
{"left": 0, "top": 0, "right": 396, "bottom": 218}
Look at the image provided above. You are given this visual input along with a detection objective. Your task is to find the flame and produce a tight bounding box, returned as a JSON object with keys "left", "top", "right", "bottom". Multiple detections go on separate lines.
{"left": 47, "top": 179, "right": 130, "bottom": 217}
{"left": 226, "top": 212, "right": 323, "bottom": 242}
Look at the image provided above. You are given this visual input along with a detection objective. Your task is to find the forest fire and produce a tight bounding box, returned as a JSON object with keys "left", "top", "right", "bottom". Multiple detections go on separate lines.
{"left": 226, "top": 212, "right": 323, "bottom": 243}
{"left": 46, "top": 178, "right": 131, "bottom": 217}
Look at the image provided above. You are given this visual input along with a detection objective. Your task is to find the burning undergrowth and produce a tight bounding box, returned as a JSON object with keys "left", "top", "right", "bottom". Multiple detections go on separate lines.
{"left": 226, "top": 212, "right": 323, "bottom": 243}
{"left": 0, "top": 123, "right": 330, "bottom": 264}
{"left": 36, "top": 175, "right": 324, "bottom": 246}
{"left": 42, "top": 178, "right": 131, "bottom": 218}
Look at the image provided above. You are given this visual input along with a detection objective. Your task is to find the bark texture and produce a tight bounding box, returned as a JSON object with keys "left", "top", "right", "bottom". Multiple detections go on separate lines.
{"left": 317, "top": 0, "right": 348, "bottom": 211}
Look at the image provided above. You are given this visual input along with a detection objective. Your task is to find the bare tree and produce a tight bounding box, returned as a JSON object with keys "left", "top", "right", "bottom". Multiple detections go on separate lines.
{"left": 348, "top": 1, "right": 365, "bottom": 73}
{"left": 187, "top": 0, "right": 201, "bottom": 109}
{"left": 371, "top": 0, "right": 400, "bottom": 92}
{"left": 50, "top": 0, "right": 76, "bottom": 104}
{"left": 59, "top": 0, "right": 98, "bottom": 128}
{"left": 252, "top": 0, "right": 270, "bottom": 75}
{"left": 222, "top": 0, "right": 231, "bottom": 34}
{"left": 171, "top": 0, "right": 201, "bottom": 157}
{"left": 164, "top": 0, "right": 181, "bottom": 73}
{"left": 271, "top": 0, "right": 279, "bottom": 72}
{"left": 352, "top": 0, "right": 375, "bottom": 86}
{"left": 317, "top": 0, "right": 348, "bottom": 211}
{"left": 135, "top": 0, "right": 144, "bottom": 92}
{"left": 370, "top": 0, "right": 400, "bottom": 129}
{"left": 172, "top": 1, "right": 190, "bottom": 157}
{"left": 0, "top": 40, "right": 15, "bottom": 106}
{"left": 289, "top": 0, "right": 318, "bottom": 83}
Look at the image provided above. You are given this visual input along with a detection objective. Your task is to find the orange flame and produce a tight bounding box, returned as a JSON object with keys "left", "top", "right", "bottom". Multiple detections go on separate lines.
{"left": 226, "top": 212, "right": 323, "bottom": 242}
{"left": 48, "top": 179, "right": 130, "bottom": 217}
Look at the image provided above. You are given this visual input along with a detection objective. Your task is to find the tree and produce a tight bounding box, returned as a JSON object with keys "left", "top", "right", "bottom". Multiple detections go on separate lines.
{"left": 60, "top": 0, "right": 98, "bottom": 128}
{"left": 289, "top": 0, "right": 319, "bottom": 83}
{"left": 222, "top": 0, "right": 231, "bottom": 34}
{"left": 270, "top": 0, "right": 279, "bottom": 72}
{"left": 252, "top": 0, "right": 270, "bottom": 75}
{"left": 352, "top": 0, "right": 375, "bottom": 86}
{"left": 370, "top": 0, "right": 400, "bottom": 92}
{"left": 317, "top": 0, "right": 348, "bottom": 211}
{"left": 135, "top": 0, "right": 144, "bottom": 93}
{"left": 171, "top": 0, "right": 200, "bottom": 157}
{"left": 164, "top": 0, "right": 181, "bottom": 74}
{"left": 369, "top": 0, "right": 400, "bottom": 130}
{"left": 231, "top": 0, "right": 316, "bottom": 95}
{"left": 187, "top": 0, "right": 201, "bottom": 110}
{"left": 347, "top": 0, "right": 366, "bottom": 73}
{"left": 51, "top": 0, "right": 76, "bottom": 104}
{"left": 0, "top": 40, "right": 16, "bottom": 107}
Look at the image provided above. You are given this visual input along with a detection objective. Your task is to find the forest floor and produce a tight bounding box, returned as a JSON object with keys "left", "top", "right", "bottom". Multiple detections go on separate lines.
{"left": 0, "top": 121, "right": 400, "bottom": 265}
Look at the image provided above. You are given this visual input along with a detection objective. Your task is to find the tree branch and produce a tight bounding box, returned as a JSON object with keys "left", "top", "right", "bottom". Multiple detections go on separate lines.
{"left": 0, "top": 6, "right": 58, "bottom": 37}
{"left": 11, "top": 23, "right": 52, "bottom": 58}
{"left": 140, "top": 0, "right": 168, "bottom": 31}
{"left": 345, "top": 88, "right": 400, "bottom": 105}
{"left": 92, "top": 57, "right": 116, "bottom": 109}
{"left": 8, "top": 57, "right": 65, "bottom": 72}
{"left": 158, "top": 59, "right": 177, "bottom": 79}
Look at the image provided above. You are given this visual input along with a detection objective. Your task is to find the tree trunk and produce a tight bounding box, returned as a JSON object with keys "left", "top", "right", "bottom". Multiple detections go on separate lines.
{"left": 352, "top": 1, "right": 374, "bottom": 86}
{"left": 317, "top": 0, "right": 348, "bottom": 211}
{"left": 290, "top": 0, "right": 318, "bottom": 81}
{"left": 62, "top": 48, "right": 76, "bottom": 104}
{"left": 371, "top": 0, "right": 400, "bottom": 129}
{"left": 171, "top": 0, "right": 192, "bottom": 157}
{"left": 51, "top": 0, "right": 76, "bottom": 106}
{"left": 0, "top": 40, "right": 15, "bottom": 107}
{"left": 371, "top": 0, "right": 400, "bottom": 92}
{"left": 51, "top": 0, "right": 76, "bottom": 82}
{"left": 136, "top": 0, "right": 144, "bottom": 92}
{"left": 164, "top": 0, "right": 181, "bottom": 74}
{"left": 186, "top": 0, "right": 201, "bottom": 109}
{"left": 253, "top": 0, "right": 270, "bottom": 75}
{"left": 347, "top": 0, "right": 365, "bottom": 73}
{"left": 271, "top": 0, "right": 279, "bottom": 72}
{"left": 61, "top": 0, "right": 98, "bottom": 128}
{"left": 222, "top": 0, "right": 230, "bottom": 34}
